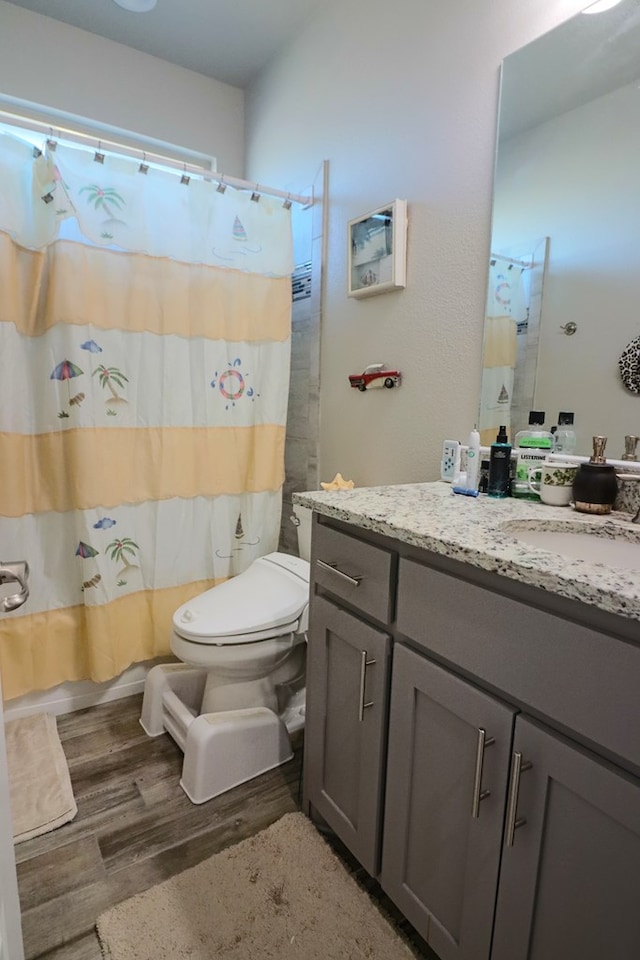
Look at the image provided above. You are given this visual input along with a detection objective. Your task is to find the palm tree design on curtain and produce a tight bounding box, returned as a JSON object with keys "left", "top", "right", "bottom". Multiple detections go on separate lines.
{"left": 93, "top": 364, "right": 129, "bottom": 411}
{"left": 106, "top": 537, "right": 140, "bottom": 581}
{"left": 79, "top": 184, "right": 127, "bottom": 236}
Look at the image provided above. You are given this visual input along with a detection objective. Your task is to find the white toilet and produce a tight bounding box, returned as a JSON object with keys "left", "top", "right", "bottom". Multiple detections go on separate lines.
{"left": 140, "top": 503, "right": 312, "bottom": 804}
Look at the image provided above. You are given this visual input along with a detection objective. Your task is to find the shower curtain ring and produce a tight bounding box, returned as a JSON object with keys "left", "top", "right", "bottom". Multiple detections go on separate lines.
{"left": 180, "top": 164, "right": 190, "bottom": 186}
{"left": 138, "top": 152, "right": 149, "bottom": 175}
{"left": 250, "top": 184, "right": 261, "bottom": 202}
{"left": 283, "top": 193, "right": 292, "bottom": 210}
{"left": 47, "top": 128, "right": 57, "bottom": 151}
{"left": 216, "top": 175, "right": 226, "bottom": 194}
{"left": 94, "top": 141, "right": 105, "bottom": 164}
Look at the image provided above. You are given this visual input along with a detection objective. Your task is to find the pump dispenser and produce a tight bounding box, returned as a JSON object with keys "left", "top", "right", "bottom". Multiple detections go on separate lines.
{"left": 488, "top": 425, "right": 511, "bottom": 498}
{"left": 573, "top": 436, "right": 618, "bottom": 514}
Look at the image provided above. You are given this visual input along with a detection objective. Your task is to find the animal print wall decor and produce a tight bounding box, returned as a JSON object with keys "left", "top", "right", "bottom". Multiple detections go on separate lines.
{"left": 619, "top": 334, "right": 640, "bottom": 394}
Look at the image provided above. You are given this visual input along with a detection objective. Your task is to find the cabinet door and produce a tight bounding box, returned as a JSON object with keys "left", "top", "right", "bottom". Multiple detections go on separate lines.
{"left": 304, "top": 594, "right": 391, "bottom": 876}
{"left": 381, "top": 645, "right": 516, "bottom": 960}
{"left": 492, "top": 716, "right": 640, "bottom": 960}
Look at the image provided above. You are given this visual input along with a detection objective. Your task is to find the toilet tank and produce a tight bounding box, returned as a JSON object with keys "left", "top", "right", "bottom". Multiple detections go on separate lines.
{"left": 291, "top": 503, "right": 312, "bottom": 561}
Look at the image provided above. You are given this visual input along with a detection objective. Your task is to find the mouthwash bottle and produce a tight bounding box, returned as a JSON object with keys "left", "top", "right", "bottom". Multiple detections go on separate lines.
{"left": 512, "top": 411, "right": 553, "bottom": 499}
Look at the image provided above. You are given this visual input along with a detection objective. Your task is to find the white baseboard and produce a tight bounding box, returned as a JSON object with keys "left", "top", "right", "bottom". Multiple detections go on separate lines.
{"left": 3, "top": 658, "right": 175, "bottom": 721}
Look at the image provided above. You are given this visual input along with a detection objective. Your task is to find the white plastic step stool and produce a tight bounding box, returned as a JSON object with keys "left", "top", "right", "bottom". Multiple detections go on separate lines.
{"left": 140, "top": 663, "right": 293, "bottom": 804}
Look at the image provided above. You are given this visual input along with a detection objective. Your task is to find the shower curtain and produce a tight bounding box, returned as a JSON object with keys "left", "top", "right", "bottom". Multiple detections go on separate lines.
{"left": 479, "top": 258, "right": 527, "bottom": 446}
{"left": 0, "top": 132, "right": 293, "bottom": 700}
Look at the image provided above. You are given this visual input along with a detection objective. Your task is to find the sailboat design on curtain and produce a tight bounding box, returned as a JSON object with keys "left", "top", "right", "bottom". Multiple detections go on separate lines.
{"left": 233, "top": 215, "right": 247, "bottom": 240}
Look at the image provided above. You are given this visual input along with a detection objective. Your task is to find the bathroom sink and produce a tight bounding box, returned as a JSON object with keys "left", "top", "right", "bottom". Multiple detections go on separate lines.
{"left": 502, "top": 520, "right": 640, "bottom": 570}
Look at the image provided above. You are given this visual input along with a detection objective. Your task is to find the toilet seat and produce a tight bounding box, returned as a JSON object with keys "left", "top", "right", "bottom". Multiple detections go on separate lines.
{"left": 173, "top": 552, "right": 310, "bottom": 646}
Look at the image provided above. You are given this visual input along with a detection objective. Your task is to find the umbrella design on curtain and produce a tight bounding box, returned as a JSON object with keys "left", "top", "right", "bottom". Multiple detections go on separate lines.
{"left": 75, "top": 541, "right": 101, "bottom": 590}
{"left": 75, "top": 541, "right": 99, "bottom": 559}
{"left": 50, "top": 359, "right": 83, "bottom": 404}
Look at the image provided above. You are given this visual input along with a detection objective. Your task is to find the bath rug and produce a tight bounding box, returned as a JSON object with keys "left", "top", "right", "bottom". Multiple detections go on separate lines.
{"left": 97, "top": 812, "right": 417, "bottom": 960}
{"left": 6, "top": 712, "right": 77, "bottom": 843}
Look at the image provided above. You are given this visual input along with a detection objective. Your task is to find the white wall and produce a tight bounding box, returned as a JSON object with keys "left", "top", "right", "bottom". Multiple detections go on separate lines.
{"left": 493, "top": 81, "right": 640, "bottom": 456}
{"left": 245, "top": 0, "right": 587, "bottom": 486}
{"left": 0, "top": 1, "right": 244, "bottom": 173}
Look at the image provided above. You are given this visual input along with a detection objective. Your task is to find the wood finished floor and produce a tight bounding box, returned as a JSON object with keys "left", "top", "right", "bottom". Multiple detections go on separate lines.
{"left": 14, "top": 693, "right": 431, "bottom": 960}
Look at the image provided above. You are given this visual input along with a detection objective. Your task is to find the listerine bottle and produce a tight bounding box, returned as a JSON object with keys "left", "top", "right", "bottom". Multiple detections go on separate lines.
{"left": 512, "top": 411, "right": 553, "bottom": 499}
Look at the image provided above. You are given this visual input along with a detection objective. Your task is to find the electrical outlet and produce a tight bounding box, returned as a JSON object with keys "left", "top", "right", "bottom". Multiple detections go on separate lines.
{"left": 440, "top": 440, "right": 461, "bottom": 482}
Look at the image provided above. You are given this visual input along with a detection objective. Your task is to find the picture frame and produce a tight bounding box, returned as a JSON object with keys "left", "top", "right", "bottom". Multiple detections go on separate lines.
{"left": 347, "top": 199, "right": 407, "bottom": 299}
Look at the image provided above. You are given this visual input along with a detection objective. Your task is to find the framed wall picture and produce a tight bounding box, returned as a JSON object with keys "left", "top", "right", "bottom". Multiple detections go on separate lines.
{"left": 347, "top": 199, "right": 407, "bottom": 299}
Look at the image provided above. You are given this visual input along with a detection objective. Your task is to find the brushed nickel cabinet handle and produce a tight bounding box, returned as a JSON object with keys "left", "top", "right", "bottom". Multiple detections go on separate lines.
{"left": 358, "top": 649, "right": 376, "bottom": 721}
{"left": 471, "top": 728, "right": 495, "bottom": 818}
{"left": 316, "top": 559, "right": 363, "bottom": 588}
{"left": 505, "top": 751, "right": 533, "bottom": 846}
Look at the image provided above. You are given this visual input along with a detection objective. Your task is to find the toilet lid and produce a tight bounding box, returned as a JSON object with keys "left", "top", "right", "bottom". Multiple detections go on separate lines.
{"left": 173, "top": 553, "right": 310, "bottom": 644}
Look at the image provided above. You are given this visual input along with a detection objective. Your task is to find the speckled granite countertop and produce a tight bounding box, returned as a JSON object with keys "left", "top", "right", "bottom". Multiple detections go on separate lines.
{"left": 293, "top": 482, "right": 640, "bottom": 622}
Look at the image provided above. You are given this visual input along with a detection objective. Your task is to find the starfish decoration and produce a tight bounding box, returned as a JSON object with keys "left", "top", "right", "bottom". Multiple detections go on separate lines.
{"left": 320, "top": 473, "right": 355, "bottom": 491}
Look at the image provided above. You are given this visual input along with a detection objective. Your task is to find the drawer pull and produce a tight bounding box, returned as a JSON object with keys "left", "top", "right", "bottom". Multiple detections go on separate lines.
{"left": 471, "top": 728, "right": 495, "bottom": 819}
{"left": 316, "top": 559, "right": 363, "bottom": 588}
{"left": 358, "top": 649, "right": 376, "bottom": 721}
{"left": 505, "top": 752, "right": 533, "bottom": 846}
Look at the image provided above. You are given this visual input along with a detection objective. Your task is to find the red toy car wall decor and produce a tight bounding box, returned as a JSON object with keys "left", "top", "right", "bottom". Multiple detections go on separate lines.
{"left": 348, "top": 363, "right": 402, "bottom": 391}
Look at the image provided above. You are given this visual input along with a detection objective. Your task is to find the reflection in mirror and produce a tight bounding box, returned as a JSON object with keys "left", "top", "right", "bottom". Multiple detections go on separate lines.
{"left": 479, "top": 0, "right": 640, "bottom": 456}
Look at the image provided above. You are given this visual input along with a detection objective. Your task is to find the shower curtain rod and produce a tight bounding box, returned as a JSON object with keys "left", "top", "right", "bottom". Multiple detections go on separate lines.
{"left": 0, "top": 108, "right": 314, "bottom": 208}
{"left": 490, "top": 251, "right": 533, "bottom": 269}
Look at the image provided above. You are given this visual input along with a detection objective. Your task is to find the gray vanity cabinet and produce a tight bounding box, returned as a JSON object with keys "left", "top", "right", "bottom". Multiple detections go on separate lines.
{"left": 381, "top": 644, "right": 516, "bottom": 960}
{"left": 304, "top": 593, "right": 391, "bottom": 876}
{"left": 492, "top": 716, "right": 640, "bottom": 960}
{"left": 302, "top": 511, "right": 640, "bottom": 960}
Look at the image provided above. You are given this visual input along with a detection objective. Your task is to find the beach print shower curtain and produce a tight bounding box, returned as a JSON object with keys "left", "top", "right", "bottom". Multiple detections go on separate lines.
{"left": 479, "top": 258, "right": 528, "bottom": 446}
{"left": 0, "top": 132, "right": 293, "bottom": 699}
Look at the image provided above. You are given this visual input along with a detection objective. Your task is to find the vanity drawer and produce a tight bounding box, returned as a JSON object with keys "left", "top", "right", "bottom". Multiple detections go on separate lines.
{"left": 396, "top": 557, "right": 640, "bottom": 770}
{"left": 312, "top": 521, "right": 395, "bottom": 625}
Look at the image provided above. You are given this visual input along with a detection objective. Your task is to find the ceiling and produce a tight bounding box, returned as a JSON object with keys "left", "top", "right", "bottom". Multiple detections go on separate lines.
{"left": 7, "top": 1, "right": 640, "bottom": 129}
{"left": 2, "top": 0, "right": 324, "bottom": 88}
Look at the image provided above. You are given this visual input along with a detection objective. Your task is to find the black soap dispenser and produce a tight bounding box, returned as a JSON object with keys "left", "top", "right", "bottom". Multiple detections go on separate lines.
{"left": 573, "top": 436, "right": 618, "bottom": 514}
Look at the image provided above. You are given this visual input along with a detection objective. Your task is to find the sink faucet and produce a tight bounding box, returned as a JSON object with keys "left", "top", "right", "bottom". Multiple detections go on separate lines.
{"left": 617, "top": 473, "right": 640, "bottom": 523}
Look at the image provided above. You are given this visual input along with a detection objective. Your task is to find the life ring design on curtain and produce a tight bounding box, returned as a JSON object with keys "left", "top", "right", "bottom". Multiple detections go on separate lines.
{"left": 210, "top": 358, "right": 260, "bottom": 409}
{"left": 619, "top": 335, "right": 640, "bottom": 394}
{"left": 218, "top": 369, "right": 245, "bottom": 401}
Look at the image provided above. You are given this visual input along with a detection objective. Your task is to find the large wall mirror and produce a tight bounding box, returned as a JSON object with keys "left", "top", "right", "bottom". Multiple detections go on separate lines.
{"left": 479, "top": 0, "right": 640, "bottom": 457}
